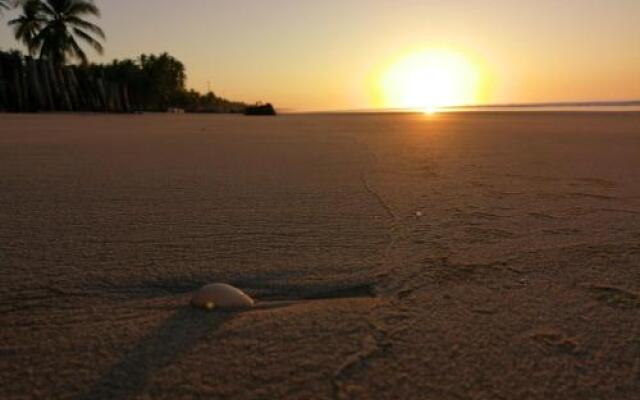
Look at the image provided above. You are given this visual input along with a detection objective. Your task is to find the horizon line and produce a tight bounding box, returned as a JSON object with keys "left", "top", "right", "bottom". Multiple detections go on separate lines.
{"left": 283, "top": 99, "right": 640, "bottom": 114}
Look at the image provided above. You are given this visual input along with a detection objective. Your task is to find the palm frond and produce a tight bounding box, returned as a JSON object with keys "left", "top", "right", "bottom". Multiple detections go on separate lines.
{"left": 8, "top": 2, "right": 46, "bottom": 55}
{"left": 12, "top": 0, "right": 105, "bottom": 64}
{"left": 38, "top": 0, "right": 59, "bottom": 18}
{"left": 66, "top": 15, "right": 104, "bottom": 38}
{"left": 66, "top": 33, "right": 88, "bottom": 64}
{"left": 65, "top": 0, "right": 99, "bottom": 17}
{"left": 72, "top": 27, "right": 103, "bottom": 54}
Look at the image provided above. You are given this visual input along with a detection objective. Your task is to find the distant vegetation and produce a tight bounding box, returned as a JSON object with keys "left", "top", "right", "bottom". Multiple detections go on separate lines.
{"left": 90, "top": 53, "right": 247, "bottom": 112}
{"left": 0, "top": 0, "right": 257, "bottom": 113}
{"left": 0, "top": 49, "right": 249, "bottom": 112}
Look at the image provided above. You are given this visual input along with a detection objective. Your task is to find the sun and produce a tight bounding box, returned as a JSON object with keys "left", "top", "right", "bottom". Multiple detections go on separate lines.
{"left": 380, "top": 50, "right": 480, "bottom": 113}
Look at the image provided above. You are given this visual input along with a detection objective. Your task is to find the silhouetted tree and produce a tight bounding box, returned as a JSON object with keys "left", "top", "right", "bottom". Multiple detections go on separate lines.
{"left": 85, "top": 53, "right": 247, "bottom": 112}
{"left": 139, "top": 53, "right": 186, "bottom": 109}
{"left": 9, "top": 0, "right": 104, "bottom": 65}
{"left": 1, "top": 48, "right": 249, "bottom": 113}
{"left": 7, "top": 1, "right": 43, "bottom": 54}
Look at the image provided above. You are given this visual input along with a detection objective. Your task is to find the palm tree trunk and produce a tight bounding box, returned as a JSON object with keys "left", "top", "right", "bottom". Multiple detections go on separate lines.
{"left": 45, "top": 60, "right": 62, "bottom": 110}
{"left": 38, "top": 59, "right": 54, "bottom": 110}
{"left": 26, "top": 57, "right": 46, "bottom": 110}
{"left": 12, "top": 57, "right": 25, "bottom": 112}
{"left": 55, "top": 66, "right": 72, "bottom": 111}
{"left": 20, "top": 61, "right": 34, "bottom": 111}
{"left": 65, "top": 68, "right": 80, "bottom": 111}
{"left": 121, "top": 84, "right": 130, "bottom": 112}
{"left": 96, "top": 76, "right": 107, "bottom": 111}
{"left": 0, "top": 55, "right": 8, "bottom": 111}
{"left": 75, "top": 67, "right": 90, "bottom": 110}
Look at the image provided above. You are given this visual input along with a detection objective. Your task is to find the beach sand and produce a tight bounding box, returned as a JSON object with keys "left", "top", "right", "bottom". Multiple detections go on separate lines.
{"left": 1, "top": 112, "right": 639, "bottom": 399}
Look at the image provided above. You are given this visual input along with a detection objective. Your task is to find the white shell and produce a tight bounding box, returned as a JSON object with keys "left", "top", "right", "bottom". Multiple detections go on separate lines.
{"left": 191, "top": 283, "right": 254, "bottom": 310}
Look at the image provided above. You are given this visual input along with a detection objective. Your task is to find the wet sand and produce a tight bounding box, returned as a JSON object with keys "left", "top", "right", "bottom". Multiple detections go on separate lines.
{"left": 1, "top": 112, "right": 639, "bottom": 399}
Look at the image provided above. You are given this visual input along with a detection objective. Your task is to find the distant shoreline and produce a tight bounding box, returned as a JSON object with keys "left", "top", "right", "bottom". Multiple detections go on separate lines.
{"left": 1, "top": 109, "right": 640, "bottom": 117}
{"left": 2, "top": 100, "right": 640, "bottom": 116}
{"left": 287, "top": 109, "right": 640, "bottom": 116}
{"left": 287, "top": 100, "right": 640, "bottom": 115}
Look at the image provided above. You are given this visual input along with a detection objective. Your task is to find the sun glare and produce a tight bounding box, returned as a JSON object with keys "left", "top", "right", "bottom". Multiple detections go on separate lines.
{"left": 380, "top": 50, "right": 480, "bottom": 113}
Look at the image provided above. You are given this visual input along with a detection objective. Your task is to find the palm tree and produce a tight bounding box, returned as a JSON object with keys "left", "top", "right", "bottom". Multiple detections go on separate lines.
{"left": 9, "top": 0, "right": 105, "bottom": 64}
{"left": 7, "top": 1, "right": 43, "bottom": 54}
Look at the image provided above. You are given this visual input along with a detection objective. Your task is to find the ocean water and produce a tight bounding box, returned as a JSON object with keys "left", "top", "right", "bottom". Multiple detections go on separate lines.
{"left": 300, "top": 103, "right": 640, "bottom": 115}
{"left": 441, "top": 105, "right": 640, "bottom": 113}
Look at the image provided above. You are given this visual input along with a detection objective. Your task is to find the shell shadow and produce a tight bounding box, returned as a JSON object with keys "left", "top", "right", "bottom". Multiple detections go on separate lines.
{"left": 83, "top": 273, "right": 377, "bottom": 303}
{"left": 73, "top": 278, "right": 377, "bottom": 399}
{"left": 75, "top": 307, "right": 232, "bottom": 400}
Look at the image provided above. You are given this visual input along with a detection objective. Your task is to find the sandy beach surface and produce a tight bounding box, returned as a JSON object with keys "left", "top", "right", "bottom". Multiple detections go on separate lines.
{"left": 1, "top": 112, "right": 639, "bottom": 399}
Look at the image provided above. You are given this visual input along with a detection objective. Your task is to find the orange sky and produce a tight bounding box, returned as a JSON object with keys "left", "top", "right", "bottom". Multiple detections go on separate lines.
{"left": 1, "top": 0, "right": 639, "bottom": 110}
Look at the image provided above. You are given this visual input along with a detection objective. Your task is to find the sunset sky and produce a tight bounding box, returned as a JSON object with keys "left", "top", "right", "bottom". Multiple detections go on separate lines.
{"left": 1, "top": 0, "right": 639, "bottom": 111}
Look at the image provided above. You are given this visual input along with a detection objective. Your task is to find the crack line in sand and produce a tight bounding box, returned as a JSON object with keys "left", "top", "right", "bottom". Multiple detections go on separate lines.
{"left": 360, "top": 171, "right": 396, "bottom": 220}
{"left": 331, "top": 319, "right": 390, "bottom": 400}
{"left": 331, "top": 151, "right": 442, "bottom": 397}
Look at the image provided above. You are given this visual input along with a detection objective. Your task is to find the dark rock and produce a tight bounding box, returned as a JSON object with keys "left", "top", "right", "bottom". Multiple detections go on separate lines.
{"left": 244, "top": 103, "right": 276, "bottom": 116}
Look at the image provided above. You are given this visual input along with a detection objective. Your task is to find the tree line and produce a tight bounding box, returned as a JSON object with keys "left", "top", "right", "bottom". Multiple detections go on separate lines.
{"left": 89, "top": 53, "right": 247, "bottom": 112}
{"left": 0, "top": 0, "right": 251, "bottom": 113}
